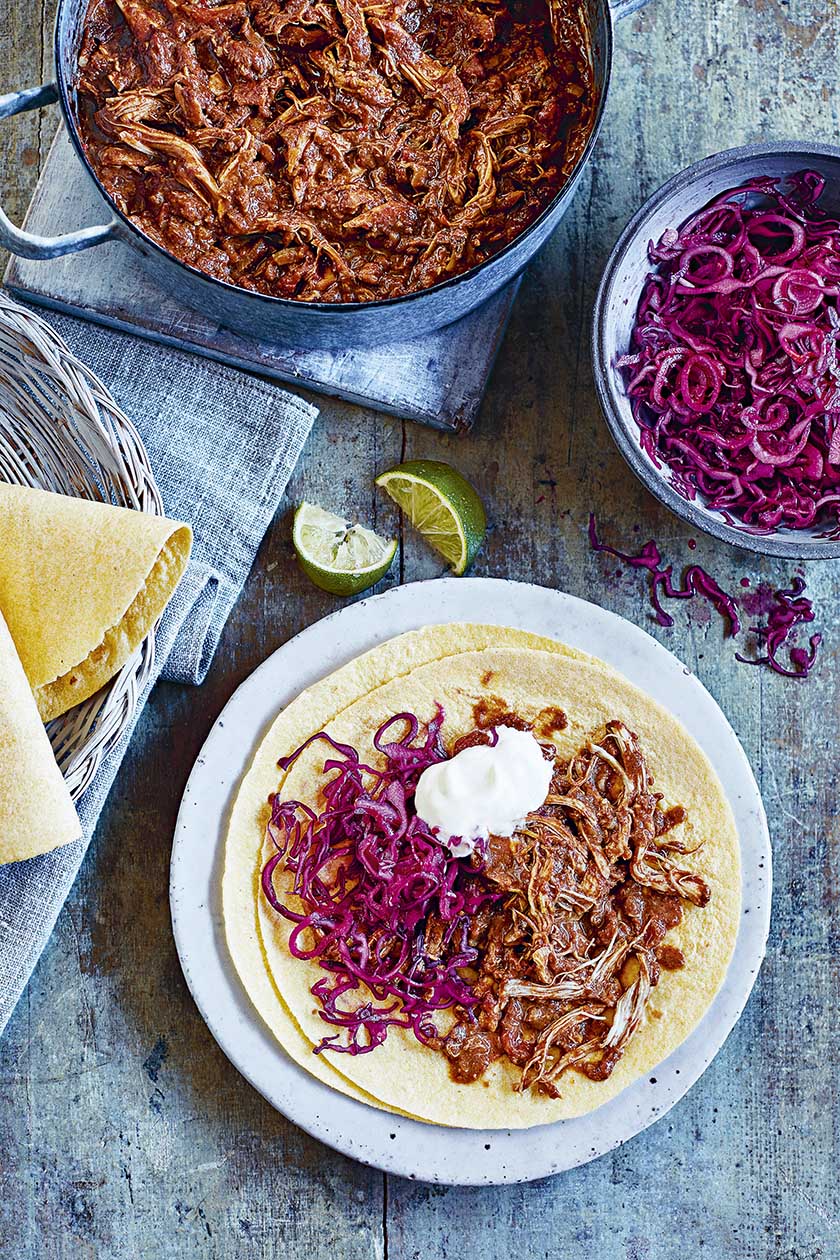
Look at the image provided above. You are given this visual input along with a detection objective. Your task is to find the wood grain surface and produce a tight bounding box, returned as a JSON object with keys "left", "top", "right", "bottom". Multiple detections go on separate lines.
{"left": 0, "top": 1, "right": 838, "bottom": 1257}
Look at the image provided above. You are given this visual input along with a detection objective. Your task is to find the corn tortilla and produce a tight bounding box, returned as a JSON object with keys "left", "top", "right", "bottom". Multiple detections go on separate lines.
{"left": 0, "top": 484, "right": 192, "bottom": 720}
{"left": 253, "top": 646, "right": 740, "bottom": 1128}
{"left": 0, "top": 607, "right": 81, "bottom": 865}
{"left": 223, "top": 624, "right": 587, "bottom": 1113}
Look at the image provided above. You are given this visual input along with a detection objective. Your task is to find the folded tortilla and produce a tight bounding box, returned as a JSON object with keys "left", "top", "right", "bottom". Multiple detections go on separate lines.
{"left": 0, "top": 484, "right": 192, "bottom": 721}
{"left": 0, "top": 606, "right": 81, "bottom": 864}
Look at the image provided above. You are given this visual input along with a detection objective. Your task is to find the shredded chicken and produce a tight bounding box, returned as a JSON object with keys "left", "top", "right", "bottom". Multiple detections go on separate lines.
{"left": 75, "top": 0, "right": 595, "bottom": 301}
{"left": 439, "top": 720, "right": 711, "bottom": 1095}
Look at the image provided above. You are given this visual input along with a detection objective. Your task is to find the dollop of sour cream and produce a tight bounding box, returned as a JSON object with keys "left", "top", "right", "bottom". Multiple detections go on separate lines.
{"left": 414, "top": 726, "right": 553, "bottom": 857}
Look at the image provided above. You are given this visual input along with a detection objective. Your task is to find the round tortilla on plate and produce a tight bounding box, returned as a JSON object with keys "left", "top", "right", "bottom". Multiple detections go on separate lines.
{"left": 225, "top": 630, "right": 740, "bottom": 1128}
{"left": 223, "top": 623, "right": 586, "bottom": 1114}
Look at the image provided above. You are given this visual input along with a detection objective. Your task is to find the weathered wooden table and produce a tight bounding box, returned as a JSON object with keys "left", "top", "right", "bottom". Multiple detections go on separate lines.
{"left": 1, "top": 1, "right": 837, "bottom": 1256}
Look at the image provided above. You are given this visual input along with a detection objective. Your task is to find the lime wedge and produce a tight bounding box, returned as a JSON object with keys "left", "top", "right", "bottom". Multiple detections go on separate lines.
{"left": 375, "top": 459, "right": 486, "bottom": 575}
{"left": 292, "top": 502, "right": 397, "bottom": 595}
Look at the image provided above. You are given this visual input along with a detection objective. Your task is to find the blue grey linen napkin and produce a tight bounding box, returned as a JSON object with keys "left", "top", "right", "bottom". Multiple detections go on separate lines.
{"left": 0, "top": 313, "right": 318, "bottom": 1035}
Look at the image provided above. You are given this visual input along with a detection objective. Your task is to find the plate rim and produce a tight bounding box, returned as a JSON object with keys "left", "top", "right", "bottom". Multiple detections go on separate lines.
{"left": 170, "top": 576, "right": 771, "bottom": 1185}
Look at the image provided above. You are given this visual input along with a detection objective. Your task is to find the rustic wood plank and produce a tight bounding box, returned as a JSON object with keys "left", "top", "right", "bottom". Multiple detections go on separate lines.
{"left": 1, "top": 0, "right": 839, "bottom": 1256}
{"left": 0, "top": 3, "right": 52, "bottom": 241}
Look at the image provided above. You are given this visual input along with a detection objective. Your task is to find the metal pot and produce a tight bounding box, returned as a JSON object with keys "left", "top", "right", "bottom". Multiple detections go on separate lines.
{"left": 0, "top": 0, "right": 650, "bottom": 349}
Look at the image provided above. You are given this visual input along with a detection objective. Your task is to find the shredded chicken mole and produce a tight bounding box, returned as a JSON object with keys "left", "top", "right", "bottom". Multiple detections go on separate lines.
{"left": 437, "top": 720, "right": 711, "bottom": 1093}
{"left": 74, "top": 0, "right": 595, "bottom": 302}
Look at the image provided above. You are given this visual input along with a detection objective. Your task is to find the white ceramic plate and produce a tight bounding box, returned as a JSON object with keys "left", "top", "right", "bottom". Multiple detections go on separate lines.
{"left": 170, "top": 578, "right": 771, "bottom": 1185}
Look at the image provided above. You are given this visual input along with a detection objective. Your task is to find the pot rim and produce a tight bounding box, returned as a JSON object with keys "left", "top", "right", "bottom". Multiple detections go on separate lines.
{"left": 54, "top": 0, "right": 616, "bottom": 315}
{"left": 592, "top": 140, "right": 840, "bottom": 560}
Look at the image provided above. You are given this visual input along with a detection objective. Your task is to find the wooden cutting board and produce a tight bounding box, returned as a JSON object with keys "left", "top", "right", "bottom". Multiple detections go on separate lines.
{"left": 3, "top": 128, "right": 518, "bottom": 432}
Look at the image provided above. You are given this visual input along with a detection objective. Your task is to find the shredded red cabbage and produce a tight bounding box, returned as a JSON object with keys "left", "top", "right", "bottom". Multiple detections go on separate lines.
{"left": 587, "top": 515, "right": 740, "bottom": 632}
{"left": 618, "top": 170, "right": 840, "bottom": 536}
{"left": 261, "top": 710, "right": 500, "bottom": 1055}
{"left": 735, "top": 578, "right": 822, "bottom": 678}
{"left": 589, "top": 515, "right": 821, "bottom": 678}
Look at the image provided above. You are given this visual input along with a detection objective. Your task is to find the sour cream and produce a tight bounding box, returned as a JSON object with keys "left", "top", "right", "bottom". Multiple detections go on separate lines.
{"left": 414, "top": 726, "right": 553, "bottom": 857}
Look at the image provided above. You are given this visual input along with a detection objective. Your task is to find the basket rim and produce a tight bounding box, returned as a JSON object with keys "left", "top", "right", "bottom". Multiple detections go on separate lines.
{"left": 0, "top": 293, "right": 164, "bottom": 800}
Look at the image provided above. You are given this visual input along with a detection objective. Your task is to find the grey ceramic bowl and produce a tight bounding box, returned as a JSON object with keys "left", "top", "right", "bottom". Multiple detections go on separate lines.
{"left": 592, "top": 141, "right": 840, "bottom": 559}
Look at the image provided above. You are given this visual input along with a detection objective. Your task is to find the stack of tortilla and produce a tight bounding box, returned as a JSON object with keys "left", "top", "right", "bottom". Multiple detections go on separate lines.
{"left": 0, "top": 484, "right": 191, "bottom": 865}
{"left": 223, "top": 624, "right": 741, "bottom": 1129}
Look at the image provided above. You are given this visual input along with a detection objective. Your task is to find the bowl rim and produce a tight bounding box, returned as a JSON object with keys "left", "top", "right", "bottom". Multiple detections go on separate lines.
{"left": 55, "top": 0, "right": 614, "bottom": 319}
{"left": 592, "top": 139, "right": 840, "bottom": 560}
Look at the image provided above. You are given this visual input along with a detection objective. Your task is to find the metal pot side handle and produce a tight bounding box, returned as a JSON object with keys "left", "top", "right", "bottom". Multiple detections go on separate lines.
{"left": 610, "top": 0, "right": 653, "bottom": 20}
{"left": 0, "top": 82, "right": 118, "bottom": 260}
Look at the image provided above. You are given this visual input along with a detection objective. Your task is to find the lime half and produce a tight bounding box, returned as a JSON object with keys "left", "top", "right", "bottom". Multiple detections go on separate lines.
{"left": 375, "top": 459, "right": 486, "bottom": 575}
{"left": 293, "top": 502, "right": 397, "bottom": 595}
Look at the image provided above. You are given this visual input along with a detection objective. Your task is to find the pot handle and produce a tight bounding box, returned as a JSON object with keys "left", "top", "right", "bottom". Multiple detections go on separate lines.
{"left": 610, "top": 0, "right": 653, "bottom": 19}
{"left": 0, "top": 83, "right": 118, "bottom": 259}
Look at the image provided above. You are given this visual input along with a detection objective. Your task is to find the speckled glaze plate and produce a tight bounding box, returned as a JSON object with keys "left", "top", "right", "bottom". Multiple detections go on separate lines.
{"left": 170, "top": 578, "right": 770, "bottom": 1185}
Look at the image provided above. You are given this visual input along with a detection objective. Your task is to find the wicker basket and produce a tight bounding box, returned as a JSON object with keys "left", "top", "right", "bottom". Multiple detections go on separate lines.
{"left": 0, "top": 294, "right": 163, "bottom": 799}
